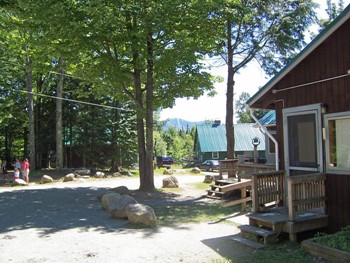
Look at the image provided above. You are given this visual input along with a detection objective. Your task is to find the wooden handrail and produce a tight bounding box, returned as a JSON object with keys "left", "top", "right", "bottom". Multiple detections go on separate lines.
{"left": 287, "top": 173, "right": 326, "bottom": 221}
{"left": 251, "top": 170, "right": 285, "bottom": 212}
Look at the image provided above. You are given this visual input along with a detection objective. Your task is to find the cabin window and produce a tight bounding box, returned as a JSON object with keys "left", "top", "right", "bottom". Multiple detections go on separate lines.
{"left": 212, "top": 152, "right": 219, "bottom": 159}
{"left": 325, "top": 112, "right": 350, "bottom": 173}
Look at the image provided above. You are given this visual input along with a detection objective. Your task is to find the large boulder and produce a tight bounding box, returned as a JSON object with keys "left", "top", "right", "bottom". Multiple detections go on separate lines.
{"left": 110, "top": 186, "right": 130, "bottom": 195}
{"left": 63, "top": 173, "right": 75, "bottom": 182}
{"left": 101, "top": 192, "right": 122, "bottom": 210}
{"left": 162, "top": 176, "right": 178, "bottom": 188}
{"left": 110, "top": 195, "right": 138, "bottom": 219}
{"left": 40, "top": 175, "right": 54, "bottom": 184}
{"left": 126, "top": 204, "right": 157, "bottom": 226}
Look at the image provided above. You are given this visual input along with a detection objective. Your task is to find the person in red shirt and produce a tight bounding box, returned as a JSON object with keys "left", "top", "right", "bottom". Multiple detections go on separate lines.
{"left": 22, "top": 158, "right": 30, "bottom": 183}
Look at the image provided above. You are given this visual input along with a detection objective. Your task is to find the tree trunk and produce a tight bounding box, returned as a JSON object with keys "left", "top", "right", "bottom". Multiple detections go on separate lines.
{"left": 56, "top": 58, "right": 64, "bottom": 170}
{"left": 25, "top": 46, "right": 36, "bottom": 169}
{"left": 140, "top": 28, "right": 155, "bottom": 191}
{"left": 226, "top": 19, "right": 235, "bottom": 177}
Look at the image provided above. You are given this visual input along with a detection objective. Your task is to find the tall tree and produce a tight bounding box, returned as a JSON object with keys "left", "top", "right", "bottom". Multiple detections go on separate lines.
{"left": 55, "top": 58, "right": 64, "bottom": 170}
{"left": 12, "top": 0, "right": 216, "bottom": 191}
{"left": 207, "top": 0, "right": 317, "bottom": 161}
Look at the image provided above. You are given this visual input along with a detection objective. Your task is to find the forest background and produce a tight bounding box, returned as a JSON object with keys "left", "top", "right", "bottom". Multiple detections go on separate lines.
{"left": 0, "top": 0, "right": 344, "bottom": 190}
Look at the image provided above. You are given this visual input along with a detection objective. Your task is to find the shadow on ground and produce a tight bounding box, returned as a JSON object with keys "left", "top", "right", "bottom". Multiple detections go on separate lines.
{"left": 201, "top": 233, "right": 257, "bottom": 263}
{"left": 0, "top": 184, "right": 215, "bottom": 238}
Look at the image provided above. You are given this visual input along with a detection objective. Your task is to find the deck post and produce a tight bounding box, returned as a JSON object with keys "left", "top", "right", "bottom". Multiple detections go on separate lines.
{"left": 251, "top": 174, "right": 259, "bottom": 212}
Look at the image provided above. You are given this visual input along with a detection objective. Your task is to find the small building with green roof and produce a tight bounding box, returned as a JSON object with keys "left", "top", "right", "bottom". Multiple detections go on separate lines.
{"left": 194, "top": 122, "right": 266, "bottom": 162}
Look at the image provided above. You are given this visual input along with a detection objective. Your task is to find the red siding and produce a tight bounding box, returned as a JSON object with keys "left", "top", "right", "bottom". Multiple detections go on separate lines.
{"left": 252, "top": 19, "right": 350, "bottom": 232}
{"left": 326, "top": 174, "right": 350, "bottom": 233}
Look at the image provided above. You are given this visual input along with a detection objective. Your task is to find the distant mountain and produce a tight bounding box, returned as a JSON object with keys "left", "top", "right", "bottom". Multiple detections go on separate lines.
{"left": 162, "top": 118, "right": 204, "bottom": 130}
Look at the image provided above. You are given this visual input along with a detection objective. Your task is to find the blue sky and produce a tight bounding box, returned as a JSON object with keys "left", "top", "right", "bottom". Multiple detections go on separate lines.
{"left": 160, "top": 0, "right": 350, "bottom": 123}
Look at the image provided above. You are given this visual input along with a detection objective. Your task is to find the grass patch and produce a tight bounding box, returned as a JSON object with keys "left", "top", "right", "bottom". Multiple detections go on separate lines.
{"left": 154, "top": 202, "right": 239, "bottom": 226}
{"left": 252, "top": 241, "right": 310, "bottom": 263}
{"left": 188, "top": 182, "right": 211, "bottom": 190}
{"left": 313, "top": 225, "right": 350, "bottom": 253}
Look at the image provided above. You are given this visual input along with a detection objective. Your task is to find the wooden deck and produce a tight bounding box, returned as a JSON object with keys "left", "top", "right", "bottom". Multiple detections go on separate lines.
{"left": 247, "top": 172, "right": 328, "bottom": 241}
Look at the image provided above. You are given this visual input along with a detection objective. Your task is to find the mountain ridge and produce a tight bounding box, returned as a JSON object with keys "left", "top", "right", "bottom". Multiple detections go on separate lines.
{"left": 162, "top": 118, "right": 205, "bottom": 130}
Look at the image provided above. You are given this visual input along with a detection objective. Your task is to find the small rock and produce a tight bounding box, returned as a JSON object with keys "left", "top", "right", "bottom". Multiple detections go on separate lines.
{"left": 13, "top": 178, "right": 27, "bottom": 186}
{"left": 203, "top": 175, "right": 213, "bottom": 183}
{"left": 94, "top": 172, "right": 105, "bottom": 178}
{"left": 163, "top": 168, "right": 173, "bottom": 175}
{"left": 63, "top": 173, "right": 75, "bottom": 182}
{"left": 40, "top": 175, "right": 54, "bottom": 184}
{"left": 191, "top": 167, "right": 201, "bottom": 174}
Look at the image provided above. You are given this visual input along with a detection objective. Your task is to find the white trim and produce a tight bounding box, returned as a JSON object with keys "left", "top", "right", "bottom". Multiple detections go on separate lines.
{"left": 325, "top": 111, "right": 350, "bottom": 174}
{"left": 283, "top": 104, "right": 323, "bottom": 176}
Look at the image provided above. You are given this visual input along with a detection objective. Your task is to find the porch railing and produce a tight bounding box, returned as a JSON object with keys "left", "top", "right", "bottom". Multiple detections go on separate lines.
{"left": 251, "top": 170, "right": 286, "bottom": 212}
{"left": 219, "top": 159, "right": 275, "bottom": 179}
{"left": 287, "top": 173, "right": 326, "bottom": 221}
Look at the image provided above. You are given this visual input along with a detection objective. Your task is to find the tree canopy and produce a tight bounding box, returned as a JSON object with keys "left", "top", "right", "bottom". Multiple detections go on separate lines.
{"left": 0, "top": 0, "right": 320, "bottom": 190}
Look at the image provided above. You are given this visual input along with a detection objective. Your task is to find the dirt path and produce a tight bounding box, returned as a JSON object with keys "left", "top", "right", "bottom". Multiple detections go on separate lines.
{"left": 0, "top": 174, "right": 253, "bottom": 263}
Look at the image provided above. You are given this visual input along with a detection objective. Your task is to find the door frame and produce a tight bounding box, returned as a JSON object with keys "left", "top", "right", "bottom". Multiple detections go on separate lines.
{"left": 283, "top": 103, "right": 324, "bottom": 176}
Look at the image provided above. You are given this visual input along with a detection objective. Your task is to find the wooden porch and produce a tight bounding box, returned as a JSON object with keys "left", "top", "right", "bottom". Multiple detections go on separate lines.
{"left": 243, "top": 171, "right": 328, "bottom": 243}
{"left": 208, "top": 160, "right": 329, "bottom": 243}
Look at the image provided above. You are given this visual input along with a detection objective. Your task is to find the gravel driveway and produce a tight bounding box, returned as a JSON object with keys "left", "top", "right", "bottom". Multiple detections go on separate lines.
{"left": 0, "top": 174, "right": 252, "bottom": 263}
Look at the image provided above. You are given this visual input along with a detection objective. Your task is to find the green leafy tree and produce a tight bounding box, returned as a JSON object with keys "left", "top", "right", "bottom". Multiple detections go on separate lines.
{"left": 235, "top": 92, "right": 267, "bottom": 123}
{"left": 318, "top": 0, "right": 344, "bottom": 30}
{"left": 8, "top": 0, "right": 216, "bottom": 190}
{"left": 206, "top": 0, "right": 317, "bottom": 163}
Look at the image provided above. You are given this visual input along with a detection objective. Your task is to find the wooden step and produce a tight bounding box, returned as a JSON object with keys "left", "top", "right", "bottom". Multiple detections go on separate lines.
{"left": 207, "top": 189, "right": 224, "bottom": 195}
{"left": 238, "top": 224, "right": 279, "bottom": 245}
{"left": 205, "top": 195, "right": 222, "bottom": 200}
{"left": 230, "top": 236, "right": 265, "bottom": 249}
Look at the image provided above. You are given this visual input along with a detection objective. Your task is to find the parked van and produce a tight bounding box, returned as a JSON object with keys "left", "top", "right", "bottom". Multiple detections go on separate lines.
{"left": 156, "top": 156, "right": 174, "bottom": 168}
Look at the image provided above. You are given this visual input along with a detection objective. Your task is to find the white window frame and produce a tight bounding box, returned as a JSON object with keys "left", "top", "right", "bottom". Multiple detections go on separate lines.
{"left": 212, "top": 152, "right": 219, "bottom": 159}
{"left": 325, "top": 111, "right": 350, "bottom": 174}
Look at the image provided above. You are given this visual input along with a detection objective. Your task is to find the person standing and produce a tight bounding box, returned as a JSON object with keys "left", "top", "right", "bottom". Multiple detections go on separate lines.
{"left": 2, "top": 160, "right": 8, "bottom": 182}
{"left": 22, "top": 158, "right": 30, "bottom": 184}
{"left": 15, "top": 158, "right": 22, "bottom": 179}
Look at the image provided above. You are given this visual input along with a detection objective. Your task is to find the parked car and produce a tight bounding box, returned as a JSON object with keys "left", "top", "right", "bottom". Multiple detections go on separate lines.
{"left": 196, "top": 160, "right": 220, "bottom": 171}
{"left": 156, "top": 156, "right": 174, "bottom": 168}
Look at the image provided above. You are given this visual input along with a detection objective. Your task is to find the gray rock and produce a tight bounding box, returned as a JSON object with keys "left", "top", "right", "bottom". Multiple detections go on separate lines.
{"left": 63, "top": 173, "right": 75, "bottom": 182}
{"left": 191, "top": 167, "right": 201, "bottom": 174}
{"left": 13, "top": 178, "right": 27, "bottom": 186}
{"left": 203, "top": 175, "right": 214, "bottom": 183}
{"left": 110, "top": 186, "right": 130, "bottom": 195}
{"left": 126, "top": 204, "right": 157, "bottom": 226}
{"left": 162, "top": 176, "right": 178, "bottom": 188}
{"left": 110, "top": 195, "right": 138, "bottom": 219}
{"left": 101, "top": 192, "right": 121, "bottom": 210}
{"left": 94, "top": 172, "right": 105, "bottom": 178}
{"left": 163, "top": 169, "right": 173, "bottom": 175}
{"left": 40, "top": 175, "right": 54, "bottom": 184}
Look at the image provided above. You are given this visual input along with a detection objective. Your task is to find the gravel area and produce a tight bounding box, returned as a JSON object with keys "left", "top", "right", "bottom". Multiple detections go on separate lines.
{"left": 0, "top": 173, "right": 253, "bottom": 263}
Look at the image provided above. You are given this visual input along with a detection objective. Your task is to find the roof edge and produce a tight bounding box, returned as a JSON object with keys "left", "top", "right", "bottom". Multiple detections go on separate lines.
{"left": 247, "top": 4, "right": 350, "bottom": 107}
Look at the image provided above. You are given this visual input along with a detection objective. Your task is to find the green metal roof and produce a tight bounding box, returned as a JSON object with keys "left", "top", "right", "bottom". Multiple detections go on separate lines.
{"left": 196, "top": 123, "right": 265, "bottom": 152}
{"left": 247, "top": 4, "right": 350, "bottom": 108}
